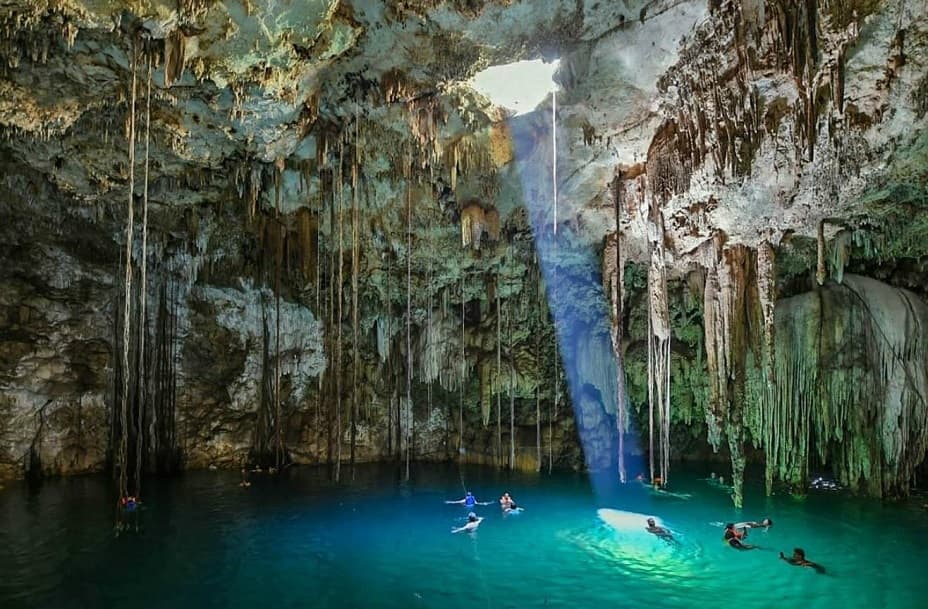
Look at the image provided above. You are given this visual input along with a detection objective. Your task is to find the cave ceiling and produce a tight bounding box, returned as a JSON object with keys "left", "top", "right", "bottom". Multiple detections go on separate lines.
{"left": 1, "top": 0, "right": 927, "bottom": 277}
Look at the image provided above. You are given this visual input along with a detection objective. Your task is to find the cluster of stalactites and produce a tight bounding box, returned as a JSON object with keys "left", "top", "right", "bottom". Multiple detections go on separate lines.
{"left": 460, "top": 202, "right": 501, "bottom": 249}
{"left": 445, "top": 134, "right": 495, "bottom": 193}
{"left": 759, "top": 275, "right": 928, "bottom": 497}
{"left": 645, "top": 196, "right": 672, "bottom": 485}
{"left": 163, "top": 29, "right": 187, "bottom": 87}
{"left": 700, "top": 238, "right": 761, "bottom": 507}
{"left": 406, "top": 96, "right": 445, "bottom": 171}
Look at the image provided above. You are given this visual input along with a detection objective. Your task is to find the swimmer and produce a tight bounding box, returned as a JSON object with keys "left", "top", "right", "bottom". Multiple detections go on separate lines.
{"left": 650, "top": 486, "right": 692, "bottom": 500}
{"left": 734, "top": 518, "right": 773, "bottom": 530}
{"left": 645, "top": 517, "right": 675, "bottom": 542}
{"left": 780, "top": 548, "right": 825, "bottom": 573}
{"left": 724, "top": 523, "right": 757, "bottom": 550}
{"left": 499, "top": 492, "right": 512, "bottom": 509}
{"left": 239, "top": 469, "right": 251, "bottom": 488}
{"left": 451, "top": 512, "right": 484, "bottom": 534}
{"left": 120, "top": 495, "right": 140, "bottom": 511}
{"left": 707, "top": 475, "right": 734, "bottom": 493}
{"left": 446, "top": 491, "right": 491, "bottom": 508}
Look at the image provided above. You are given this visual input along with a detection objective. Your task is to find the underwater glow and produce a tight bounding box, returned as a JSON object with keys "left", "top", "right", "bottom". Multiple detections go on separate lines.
{"left": 470, "top": 59, "right": 560, "bottom": 115}
{"left": 597, "top": 508, "right": 665, "bottom": 533}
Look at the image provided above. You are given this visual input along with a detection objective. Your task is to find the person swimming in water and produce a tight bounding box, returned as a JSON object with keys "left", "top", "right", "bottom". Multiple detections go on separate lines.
{"left": 499, "top": 492, "right": 512, "bottom": 509}
{"left": 734, "top": 518, "right": 773, "bottom": 530}
{"left": 780, "top": 548, "right": 825, "bottom": 573}
{"left": 120, "top": 495, "right": 140, "bottom": 511}
{"left": 724, "top": 523, "right": 757, "bottom": 549}
{"left": 451, "top": 512, "right": 484, "bottom": 534}
{"left": 446, "top": 491, "right": 491, "bottom": 508}
{"left": 650, "top": 485, "right": 693, "bottom": 500}
{"left": 645, "top": 517, "right": 675, "bottom": 542}
{"left": 499, "top": 492, "right": 523, "bottom": 512}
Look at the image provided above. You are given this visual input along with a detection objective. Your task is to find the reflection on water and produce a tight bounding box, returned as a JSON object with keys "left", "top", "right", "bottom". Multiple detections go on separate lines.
{"left": 1, "top": 463, "right": 927, "bottom": 609}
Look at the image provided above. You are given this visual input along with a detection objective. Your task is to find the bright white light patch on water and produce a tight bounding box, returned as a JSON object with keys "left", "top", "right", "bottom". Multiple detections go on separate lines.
{"left": 470, "top": 59, "right": 559, "bottom": 115}
{"left": 598, "top": 508, "right": 665, "bottom": 533}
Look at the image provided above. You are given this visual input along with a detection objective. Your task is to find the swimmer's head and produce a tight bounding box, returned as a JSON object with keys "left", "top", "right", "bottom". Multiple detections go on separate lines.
{"left": 793, "top": 548, "right": 805, "bottom": 559}
{"left": 647, "top": 518, "right": 656, "bottom": 527}
{"left": 763, "top": 518, "right": 773, "bottom": 526}
{"left": 725, "top": 523, "right": 735, "bottom": 531}
{"left": 466, "top": 491, "right": 473, "bottom": 497}
{"left": 468, "top": 512, "right": 477, "bottom": 522}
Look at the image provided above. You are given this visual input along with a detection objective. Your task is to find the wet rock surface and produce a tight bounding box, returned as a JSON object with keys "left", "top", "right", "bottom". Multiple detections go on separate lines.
{"left": 0, "top": 1, "right": 927, "bottom": 495}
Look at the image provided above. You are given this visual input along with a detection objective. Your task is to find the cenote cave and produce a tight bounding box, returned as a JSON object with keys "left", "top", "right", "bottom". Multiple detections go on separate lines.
{"left": 2, "top": 1, "right": 928, "bottom": 608}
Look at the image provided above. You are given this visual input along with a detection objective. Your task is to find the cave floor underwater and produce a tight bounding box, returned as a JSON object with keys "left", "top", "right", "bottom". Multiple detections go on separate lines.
{"left": 1, "top": 463, "right": 927, "bottom": 609}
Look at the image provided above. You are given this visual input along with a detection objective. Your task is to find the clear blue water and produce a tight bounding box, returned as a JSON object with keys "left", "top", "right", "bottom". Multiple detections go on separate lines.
{"left": 2, "top": 463, "right": 927, "bottom": 609}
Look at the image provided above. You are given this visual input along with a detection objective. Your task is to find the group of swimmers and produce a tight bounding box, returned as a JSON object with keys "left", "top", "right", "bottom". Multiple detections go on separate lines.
{"left": 446, "top": 491, "right": 523, "bottom": 533}
{"left": 644, "top": 514, "right": 825, "bottom": 573}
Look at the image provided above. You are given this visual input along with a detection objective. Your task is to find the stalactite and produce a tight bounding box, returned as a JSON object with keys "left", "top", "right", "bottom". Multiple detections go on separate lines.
{"left": 647, "top": 312, "right": 655, "bottom": 484}
{"left": 702, "top": 239, "right": 757, "bottom": 507}
{"left": 274, "top": 167, "right": 283, "bottom": 471}
{"left": 335, "top": 141, "right": 345, "bottom": 482}
{"left": 459, "top": 274, "right": 465, "bottom": 456}
{"left": 757, "top": 240, "right": 777, "bottom": 379}
{"left": 315, "top": 167, "right": 325, "bottom": 457}
{"left": 828, "top": 230, "right": 852, "bottom": 284}
{"left": 404, "top": 147, "right": 413, "bottom": 481}
{"left": 426, "top": 251, "right": 433, "bottom": 421}
{"left": 164, "top": 29, "right": 186, "bottom": 87}
{"left": 816, "top": 219, "right": 826, "bottom": 285}
{"left": 646, "top": 198, "right": 672, "bottom": 486}
{"left": 325, "top": 155, "right": 336, "bottom": 474}
{"left": 535, "top": 388, "right": 541, "bottom": 472}
{"left": 385, "top": 246, "right": 393, "bottom": 458}
{"left": 350, "top": 116, "right": 360, "bottom": 475}
{"left": 508, "top": 297, "right": 515, "bottom": 470}
{"left": 497, "top": 281, "right": 502, "bottom": 467}
{"left": 605, "top": 172, "right": 627, "bottom": 482}
{"left": 756, "top": 237, "right": 777, "bottom": 479}
{"left": 135, "top": 54, "right": 153, "bottom": 497}
{"left": 118, "top": 41, "right": 139, "bottom": 501}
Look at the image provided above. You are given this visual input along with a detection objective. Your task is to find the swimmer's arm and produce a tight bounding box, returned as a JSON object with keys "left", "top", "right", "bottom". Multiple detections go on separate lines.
{"left": 445, "top": 499, "right": 465, "bottom": 504}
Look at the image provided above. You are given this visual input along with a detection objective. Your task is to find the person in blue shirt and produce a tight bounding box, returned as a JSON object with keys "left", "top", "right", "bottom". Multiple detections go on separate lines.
{"left": 446, "top": 491, "right": 491, "bottom": 507}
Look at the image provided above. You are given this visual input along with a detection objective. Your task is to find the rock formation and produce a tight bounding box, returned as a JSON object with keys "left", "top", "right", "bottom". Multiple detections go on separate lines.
{"left": 1, "top": 1, "right": 927, "bottom": 503}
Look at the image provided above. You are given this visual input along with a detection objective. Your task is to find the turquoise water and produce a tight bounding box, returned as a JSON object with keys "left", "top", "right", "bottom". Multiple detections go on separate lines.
{"left": 2, "top": 463, "right": 927, "bottom": 609}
